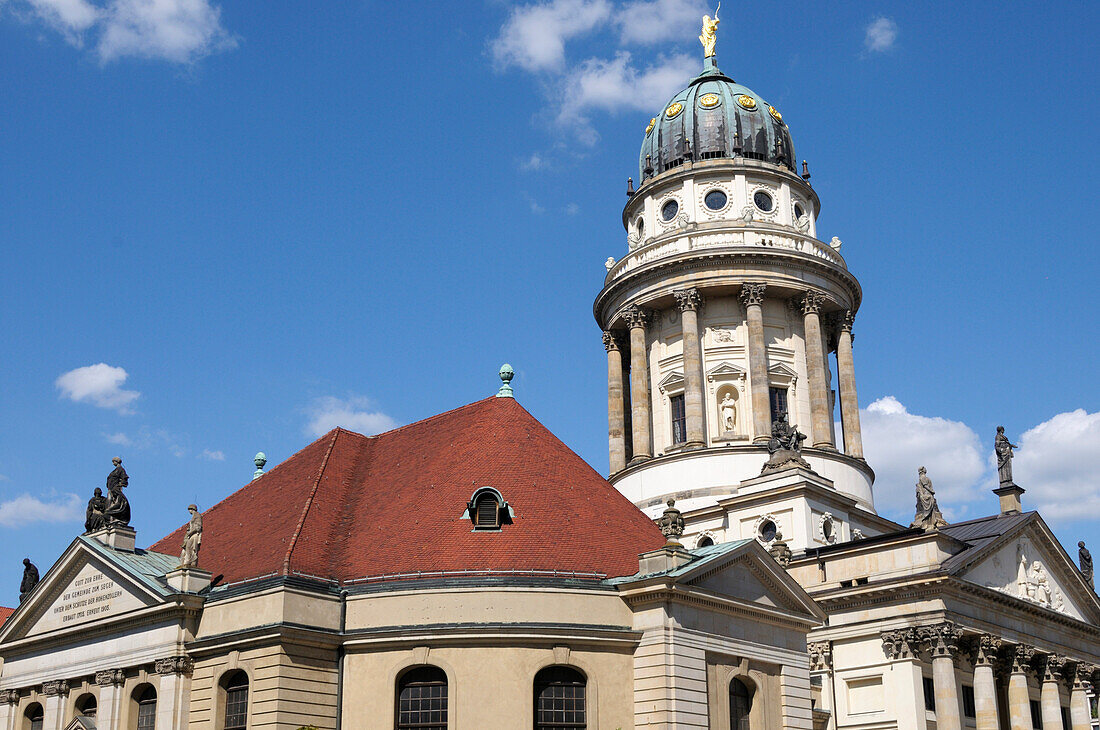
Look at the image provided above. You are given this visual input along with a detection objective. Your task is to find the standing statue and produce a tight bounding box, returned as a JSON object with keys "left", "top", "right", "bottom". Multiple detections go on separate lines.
{"left": 910, "top": 467, "right": 948, "bottom": 530}
{"left": 19, "top": 559, "right": 39, "bottom": 603}
{"left": 995, "top": 426, "right": 1019, "bottom": 485}
{"left": 103, "top": 457, "right": 131, "bottom": 527}
{"left": 1080, "top": 541, "right": 1094, "bottom": 590}
{"left": 179, "top": 505, "right": 203, "bottom": 568}
{"left": 720, "top": 393, "right": 737, "bottom": 431}
{"left": 699, "top": 5, "right": 720, "bottom": 58}
{"left": 84, "top": 487, "right": 108, "bottom": 533}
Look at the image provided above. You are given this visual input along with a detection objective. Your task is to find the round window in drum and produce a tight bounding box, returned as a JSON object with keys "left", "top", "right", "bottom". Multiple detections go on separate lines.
{"left": 753, "top": 190, "right": 774, "bottom": 212}
{"left": 661, "top": 199, "right": 679, "bottom": 222}
{"left": 704, "top": 189, "right": 727, "bottom": 211}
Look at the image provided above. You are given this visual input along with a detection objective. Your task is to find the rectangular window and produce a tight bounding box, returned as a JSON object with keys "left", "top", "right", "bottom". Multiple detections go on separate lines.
{"left": 923, "top": 677, "right": 936, "bottom": 713}
{"left": 670, "top": 394, "right": 686, "bottom": 444}
{"left": 962, "top": 685, "right": 976, "bottom": 718}
{"left": 225, "top": 686, "right": 248, "bottom": 730}
{"left": 1030, "top": 699, "right": 1042, "bottom": 729}
{"left": 769, "top": 387, "right": 788, "bottom": 424}
{"left": 136, "top": 701, "right": 156, "bottom": 730}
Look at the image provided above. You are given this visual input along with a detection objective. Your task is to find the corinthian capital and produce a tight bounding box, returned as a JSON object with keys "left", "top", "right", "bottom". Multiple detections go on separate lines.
{"left": 1038, "top": 654, "right": 1066, "bottom": 683}
{"left": 155, "top": 655, "right": 194, "bottom": 676}
{"left": 602, "top": 331, "right": 622, "bottom": 352}
{"left": 881, "top": 629, "right": 920, "bottom": 660}
{"left": 973, "top": 635, "right": 1002, "bottom": 667}
{"left": 623, "top": 305, "right": 652, "bottom": 330}
{"left": 838, "top": 310, "right": 854, "bottom": 333}
{"left": 95, "top": 669, "right": 126, "bottom": 687}
{"left": 799, "top": 290, "right": 826, "bottom": 315}
{"left": 921, "top": 622, "right": 962, "bottom": 658}
{"left": 673, "top": 288, "right": 703, "bottom": 312}
{"left": 808, "top": 642, "right": 832, "bottom": 672}
{"left": 1010, "top": 645, "right": 1036, "bottom": 674}
{"left": 739, "top": 282, "right": 767, "bottom": 307}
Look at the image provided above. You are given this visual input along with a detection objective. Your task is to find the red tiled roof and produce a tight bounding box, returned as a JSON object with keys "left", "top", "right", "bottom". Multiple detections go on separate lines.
{"left": 0, "top": 607, "right": 13, "bottom": 627}
{"left": 150, "top": 397, "right": 664, "bottom": 584}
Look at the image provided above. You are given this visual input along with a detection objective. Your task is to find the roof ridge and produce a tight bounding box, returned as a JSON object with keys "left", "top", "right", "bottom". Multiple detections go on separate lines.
{"left": 281, "top": 428, "right": 341, "bottom": 575}
{"left": 366, "top": 396, "right": 499, "bottom": 439}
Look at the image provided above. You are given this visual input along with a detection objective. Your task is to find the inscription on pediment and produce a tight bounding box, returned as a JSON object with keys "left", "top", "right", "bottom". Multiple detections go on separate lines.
{"left": 28, "top": 563, "right": 144, "bottom": 636}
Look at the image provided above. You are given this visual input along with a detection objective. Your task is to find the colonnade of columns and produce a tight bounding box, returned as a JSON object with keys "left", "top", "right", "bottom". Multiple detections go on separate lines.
{"left": 0, "top": 656, "right": 193, "bottom": 730}
{"left": 878, "top": 624, "right": 1098, "bottom": 730}
{"left": 603, "top": 283, "right": 865, "bottom": 473}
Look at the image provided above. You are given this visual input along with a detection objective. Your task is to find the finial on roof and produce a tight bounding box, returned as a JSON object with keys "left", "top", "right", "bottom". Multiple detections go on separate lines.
{"left": 497, "top": 364, "right": 515, "bottom": 398}
{"left": 253, "top": 452, "right": 267, "bottom": 480}
{"left": 658, "top": 498, "right": 685, "bottom": 545}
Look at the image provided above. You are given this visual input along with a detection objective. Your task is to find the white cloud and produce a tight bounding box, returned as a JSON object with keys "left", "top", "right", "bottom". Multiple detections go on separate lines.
{"left": 0, "top": 493, "right": 84, "bottom": 528}
{"left": 56, "top": 363, "right": 140, "bottom": 413}
{"left": 103, "top": 431, "right": 133, "bottom": 446}
{"left": 1010, "top": 409, "right": 1100, "bottom": 522}
{"left": 305, "top": 396, "right": 398, "bottom": 438}
{"left": 618, "top": 0, "right": 705, "bottom": 45}
{"left": 6, "top": 0, "right": 235, "bottom": 63}
{"left": 199, "top": 448, "right": 225, "bottom": 461}
{"left": 565, "top": 202, "right": 580, "bottom": 215}
{"left": 864, "top": 16, "right": 898, "bottom": 53}
{"left": 859, "top": 396, "right": 986, "bottom": 522}
{"left": 491, "top": 0, "right": 611, "bottom": 72}
{"left": 520, "top": 152, "right": 547, "bottom": 171}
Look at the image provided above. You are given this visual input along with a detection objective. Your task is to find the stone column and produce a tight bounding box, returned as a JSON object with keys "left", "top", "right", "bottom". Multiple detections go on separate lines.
{"left": 624, "top": 305, "right": 653, "bottom": 463}
{"left": 881, "top": 630, "right": 929, "bottom": 730}
{"left": 972, "top": 635, "right": 1003, "bottom": 730}
{"left": 923, "top": 624, "right": 964, "bottom": 730}
{"left": 155, "top": 656, "right": 194, "bottom": 730}
{"left": 95, "top": 669, "right": 126, "bottom": 730}
{"left": 799, "top": 291, "right": 835, "bottom": 449}
{"left": 1007, "top": 645, "right": 1036, "bottom": 730}
{"left": 1038, "top": 655, "right": 1065, "bottom": 730}
{"left": 740, "top": 283, "right": 771, "bottom": 442}
{"left": 835, "top": 310, "right": 864, "bottom": 458}
{"left": 41, "top": 680, "right": 69, "bottom": 730}
{"left": 621, "top": 354, "right": 633, "bottom": 462}
{"left": 674, "top": 288, "right": 706, "bottom": 449}
{"left": 603, "top": 331, "right": 628, "bottom": 473}
{"left": 1068, "top": 663, "right": 1095, "bottom": 730}
{"left": 0, "top": 690, "right": 20, "bottom": 730}
{"left": 809, "top": 642, "right": 834, "bottom": 730}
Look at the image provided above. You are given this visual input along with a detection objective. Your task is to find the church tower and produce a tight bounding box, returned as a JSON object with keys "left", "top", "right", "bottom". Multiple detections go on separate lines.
{"left": 596, "top": 36, "right": 894, "bottom": 552}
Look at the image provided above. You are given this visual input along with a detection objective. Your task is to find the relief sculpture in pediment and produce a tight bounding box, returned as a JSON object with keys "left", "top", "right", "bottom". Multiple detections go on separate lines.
{"left": 1014, "top": 541, "right": 1064, "bottom": 612}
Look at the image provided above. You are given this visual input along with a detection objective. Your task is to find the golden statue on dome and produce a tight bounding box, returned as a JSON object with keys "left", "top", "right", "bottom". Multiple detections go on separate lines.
{"left": 700, "top": 4, "right": 720, "bottom": 58}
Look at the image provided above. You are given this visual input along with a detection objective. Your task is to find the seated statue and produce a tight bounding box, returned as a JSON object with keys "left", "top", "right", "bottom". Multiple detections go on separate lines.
{"left": 85, "top": 487, "right": 108, "bottom": 533}
{"left": 762, "top": 413, "right": 811, "bottom": 473}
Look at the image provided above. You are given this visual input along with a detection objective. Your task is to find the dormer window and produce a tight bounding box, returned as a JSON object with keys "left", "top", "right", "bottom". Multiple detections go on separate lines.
{"left": 464, "top": 487, "right": 513, "bottom": 531}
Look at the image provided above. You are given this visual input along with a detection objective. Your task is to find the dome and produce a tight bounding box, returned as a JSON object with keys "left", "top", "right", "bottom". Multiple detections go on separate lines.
{"left": 638, "top": 57, "right": 795, "bottom": 180}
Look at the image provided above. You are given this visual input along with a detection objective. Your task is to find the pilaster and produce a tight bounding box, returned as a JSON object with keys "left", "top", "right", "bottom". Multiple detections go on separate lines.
{"left": 0, "top": 690, "right": 19, "bottom": 730}
{"left": 96, "top": 669, "right": 126, "bottom": 730}
{"left": 155, "top": 655, "right": 194, "bottom": 730}
{"left": 808, "top": 642, "right": 834, "bottom": 730}
{"left": 41, "top": 680, "right": 69, "bottom": 730}
{"left": 881, "top": 629, "right": 929, "bottom": 730}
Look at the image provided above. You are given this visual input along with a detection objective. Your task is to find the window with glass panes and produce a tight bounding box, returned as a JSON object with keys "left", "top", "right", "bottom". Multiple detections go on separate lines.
{"left": 26, "top": 705, "right": 43, "bottom": 730}
{"left": 397, "top": 666, "right": 447, "bottom": 730}
{"left": 670, "top": 394, "right": 686, "bottom": 444}
{"left": 76, "top": 695, "right": 96, "bottom": 718}
{"left": 730, "top": 678, "right": 753, "bottom": 729}
{"left": 768, "top": 387, "right": 788, "bottom": 424}
{"left": 135, "top": 686, "right": 157, "bottom": 730}
{"left": 534, "top": 666, "right": 586, "bottom": 729}
{"left": 223, "top": 672, "right": 249, "bottom": 730}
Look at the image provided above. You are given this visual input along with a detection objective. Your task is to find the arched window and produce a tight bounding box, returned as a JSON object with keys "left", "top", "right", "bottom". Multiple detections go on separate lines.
{"left": 466, "top": 487, "right": 511, "bottom": 530}
{"left": 75, "top": 693, "right": 97, "bottom": 718}
{"left": 133, "top": 684, "right": 157, "bottom": 730}
{"left": 23, "top": 704, "right": 43, "bottom": 730}
{"left": 730, "top": 678, "right": 753, "bottom": 730}
{"left": 396, "top": 666, "right": 447, "bottom": 730}
{"left": 221, "top": 671, "right": 249, "bottom": 730}
{"left": 534, "top": 666, "right": 586, "bottom": 729}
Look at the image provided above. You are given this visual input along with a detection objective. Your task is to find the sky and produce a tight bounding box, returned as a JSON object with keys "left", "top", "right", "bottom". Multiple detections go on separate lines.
{"left": 0, "top": 0, "right": 1098, "bottom": 606}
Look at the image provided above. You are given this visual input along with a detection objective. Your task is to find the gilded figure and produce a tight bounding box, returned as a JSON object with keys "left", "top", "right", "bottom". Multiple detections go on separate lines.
{"left": 699, "top": 5, "right": 720, "bottom": 58}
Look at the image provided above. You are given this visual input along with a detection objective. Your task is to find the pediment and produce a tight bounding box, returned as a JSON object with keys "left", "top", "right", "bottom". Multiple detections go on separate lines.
{"left": 958, "top": 523, "right": 1099, "bottom": 624}
{"left": 689, "top": 560, "right": 780, "bottom": 608}
{"left": 706, "top": 362, "right": 746, "bottom": 379}
{"left": 767, "top": 362, "right": 798, "bottom": 378}
{"left": 657, "top": 371, "right": 684, "bottom": 392}
{"left": 2, "top": 539, "right": 169, "bottom": 643}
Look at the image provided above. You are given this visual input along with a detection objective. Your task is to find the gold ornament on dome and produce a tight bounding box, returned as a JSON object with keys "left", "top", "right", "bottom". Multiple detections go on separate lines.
{"left": 769, "top": 105, "right": 783, "bottom": 122}
{"left": 699, "top": 93, "right": 721, "bottom": 108}
{"left": 665, "top": 102, "right": 684, "bottom": 119}
{"left": 699, "top": 3, "right": 720, "bottom": 58}
{"left": 645, "top": 117, "right": 656, "bottom": 134}
{"left": 737, "top": 94, "right": 757, "bottom": 110}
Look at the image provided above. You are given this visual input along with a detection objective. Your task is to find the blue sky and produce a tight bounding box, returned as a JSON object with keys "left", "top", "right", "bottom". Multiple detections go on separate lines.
{"left": 1, "top": 0, "right": 1098, "bottom": 605}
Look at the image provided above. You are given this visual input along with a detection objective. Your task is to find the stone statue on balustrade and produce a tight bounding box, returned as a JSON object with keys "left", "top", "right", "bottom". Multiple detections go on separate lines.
{"left": 1080, "top": 541, "right": 1094, "bottom": 590}
{"left": 19, "top": 559, "right": 39, "bottom": 603}
{"left": 103, "top": 457, "right": 131, "bottom": 527}
{"left": 995, "top": 426, "right": 1019, "bottom": 485}
{"left": 180, "top": 504, "right": 203, "bottom": 568}
{"left": 761, "top": 413, "right": 811, "bottom": 473}
{"left": 911, "top": 467, "right": 948, "bottom": 530}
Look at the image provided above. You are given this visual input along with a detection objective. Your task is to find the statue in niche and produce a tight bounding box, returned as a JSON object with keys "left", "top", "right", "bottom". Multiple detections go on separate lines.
{"left": 103, "top": 457, "right": 131, "bottom": 527}
{"left": 995, "top": 426, "right": 1019, "bottom": 485}
{"left": 84, "top": 487, "right": 107, "bottom": 533}
{"left": 910, "top": 467, "right": 947, "bottom": 530}
{"left": 720, "top": 393, "right": 737, "bottom": 431}
{"left": 19, "top": 559, "right": 39, "bottom": 603}
{"left": 761, "top": 413, "right": 811, "bottom": 473}
{"left": 1079, "top": 541, "right": 1094, "bottom": 590}
{"left": 179, "top": 504, "right": 203, "bottom": 568}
